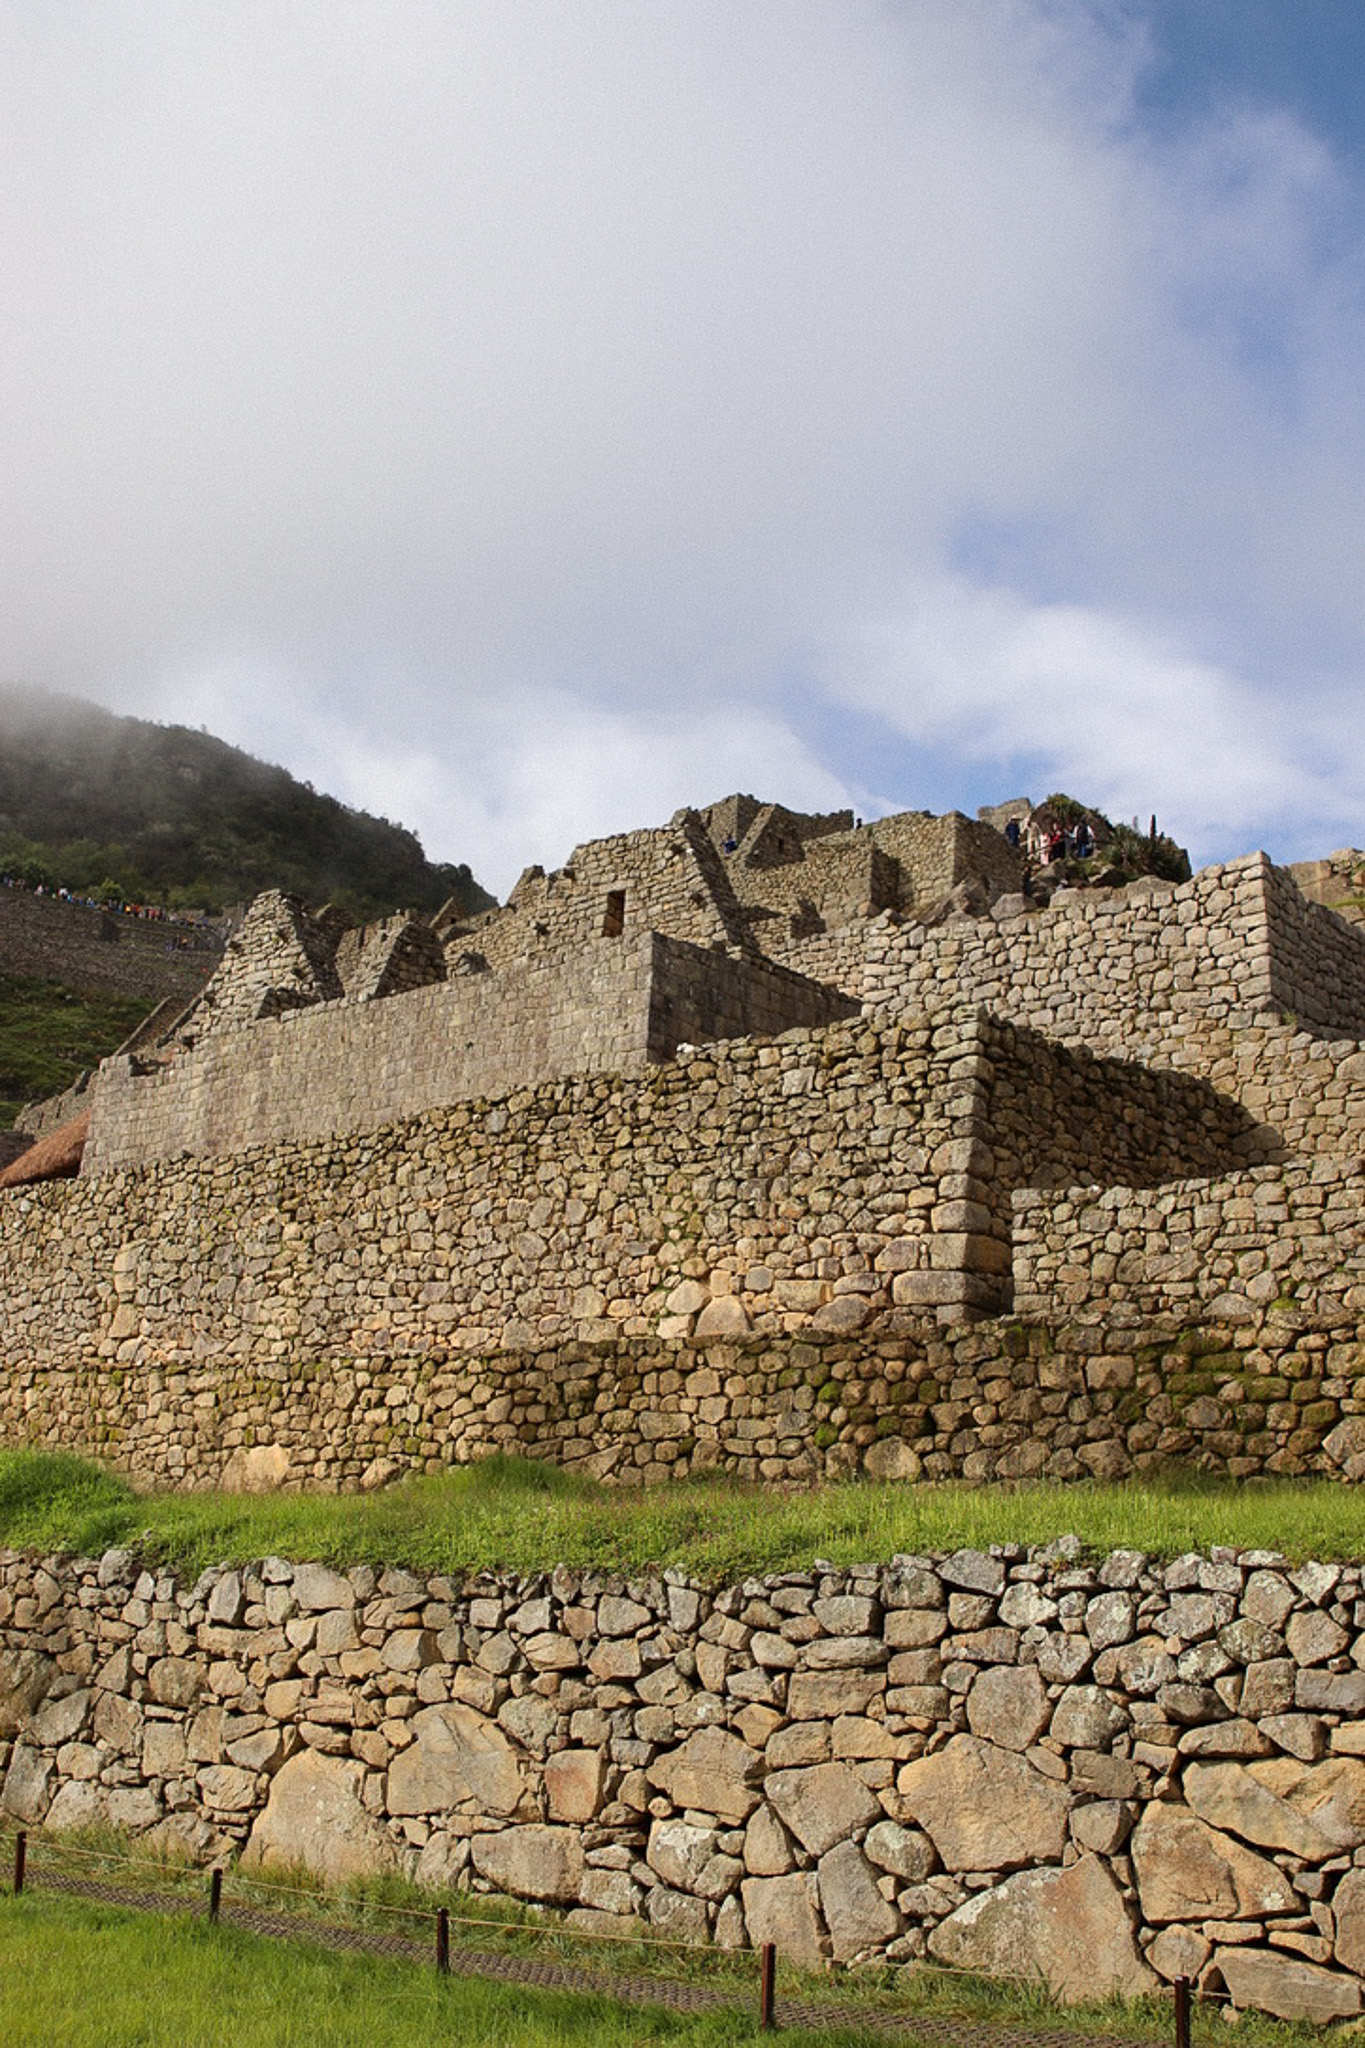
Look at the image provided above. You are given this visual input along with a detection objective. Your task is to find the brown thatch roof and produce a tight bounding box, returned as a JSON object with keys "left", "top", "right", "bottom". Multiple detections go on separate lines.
{"left": 0, "top": 1109, "right": 89, "bottom": 1188}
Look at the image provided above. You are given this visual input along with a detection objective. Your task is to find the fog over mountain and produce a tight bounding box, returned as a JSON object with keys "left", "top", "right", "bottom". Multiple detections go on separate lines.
{"left": 0, "top": 685, "right": 490, "bottom": 918}
{"left": 2, "top": 2, "right": 1363, "bottom": 893}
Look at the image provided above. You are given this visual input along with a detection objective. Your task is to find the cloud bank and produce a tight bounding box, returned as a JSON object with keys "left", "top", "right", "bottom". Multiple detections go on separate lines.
{"left": 1, "top": 1, "right": 1362, "bottom": 892}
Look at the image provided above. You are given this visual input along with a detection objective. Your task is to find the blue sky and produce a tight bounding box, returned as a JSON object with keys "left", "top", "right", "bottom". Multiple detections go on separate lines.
{"left": 1, "top": 1, "right": 1362, "bottom": 894}
{"left": 1134, "top": 1, "right": 1365, "bottom": 167}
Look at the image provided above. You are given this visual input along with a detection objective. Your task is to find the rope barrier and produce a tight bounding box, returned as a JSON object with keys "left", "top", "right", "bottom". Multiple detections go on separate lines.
{"left": 5, "top": 1824, "right": 1222, "bottom": 2039}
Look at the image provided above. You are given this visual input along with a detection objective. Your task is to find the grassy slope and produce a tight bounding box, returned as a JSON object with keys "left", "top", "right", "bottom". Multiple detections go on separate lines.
{"left": 0, "top": 972, "right": 150, "bottom": 1127}
{"left": 3, "top": 1450, "right": 1363, "bottom": 1581}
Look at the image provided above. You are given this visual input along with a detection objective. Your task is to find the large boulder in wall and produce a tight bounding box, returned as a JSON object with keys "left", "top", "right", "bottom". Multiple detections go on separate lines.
{"left": 1130, "top": 1803, "right": 1295, "bottom": 1923}
{"left": 386, "top": 1703, "right": 525, "bottom": 1817}
{"left": 241, "top": 1750, "right": 398, "bottom": 1883}
{"left": 0, "top": 1649, "right": 55, "bottom": 1736}
{"left": 470, "top": 1825, "right": 585, "bottom": 1904}
{"left": 928, "top": 1855, "right": 1155, "bottom": 2004}
{"left": 1215, "top": 1947, "right": 1360, "bottom": 2024}
{"left": 896, "top": 1735, "right": 1071, "bottom": 1871}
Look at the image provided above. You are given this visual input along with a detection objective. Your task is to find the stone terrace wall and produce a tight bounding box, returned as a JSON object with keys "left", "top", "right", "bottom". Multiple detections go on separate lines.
{"left": 12, "top": 1013, "right": 1260, "bottom": 1386}
{"left": 644, "top": 937, "right": 857, "bottom": 1059}
{"left": 778, "top": 854, "right": 1365, "bottom": 1055}
{"left": 860, "top": 857, "right": 1286, "bottom": 1046}
{"left": 16, "top": 1019, "right": 960, "bottom": 1373}
{"left": 1264, "top": 859, "right": 1365, "bottom": 1037}
{"left": 83, "top": 936, "right": 851, "bottom": 1175}
{"left": 8, "top": 1543, "right": 1365, "bottom": 2020}
{"left": 1, "top": 1307, "right": 1362, "bottom": 1494}
{"left": 916, "top": 1014, "right": 1267, "bottom": 1318}
{"left": 0, "top": 887, "right": 217, "bottom": 1003}
{"left": 1014, "top": 1163, "right": 1365, "bottom": 1329}
{"left": 85, "top": 935, "right": 655, "bottom": 1172}
{"left": 1173, "top": 1028, "right": 1365, "bottom": 1160}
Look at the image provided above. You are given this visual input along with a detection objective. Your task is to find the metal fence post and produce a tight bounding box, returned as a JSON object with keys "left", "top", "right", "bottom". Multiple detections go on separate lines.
{"left": 1174, "top": 1975, "right": 1191, "bottom": 2048}
{"left": 436, "top": 1907, "right": 450, "bottom": 1975}
{"left": 208, "top": 1868, "right": 223, "bottom": 1924}
{"left": 759, "top": 1941, "right": 776, "bottom": 2030}
{"left": 13, "top": 1832, "right": 26, "bottom": 1896}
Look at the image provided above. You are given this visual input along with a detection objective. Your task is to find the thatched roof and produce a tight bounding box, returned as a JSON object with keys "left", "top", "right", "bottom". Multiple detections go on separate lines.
{"left": 0, "top": 1109, "right": 89, "bottom": 1188}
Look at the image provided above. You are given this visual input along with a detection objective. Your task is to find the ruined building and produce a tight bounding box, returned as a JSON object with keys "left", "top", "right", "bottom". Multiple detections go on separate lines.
{"left": 0, "top": 793, "right": 1361, "bottom": 1491}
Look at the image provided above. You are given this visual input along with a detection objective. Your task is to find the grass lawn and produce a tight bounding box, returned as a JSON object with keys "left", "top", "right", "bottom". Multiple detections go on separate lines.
{"left": 0, "top": 1885, "right": 1324, "bottom": 2048}
{"left": 0, "top": 1886, "right": 779, "bottom": 2048}
{"left": 1, "top": 1448, "right": 1363, "bottom": 1581}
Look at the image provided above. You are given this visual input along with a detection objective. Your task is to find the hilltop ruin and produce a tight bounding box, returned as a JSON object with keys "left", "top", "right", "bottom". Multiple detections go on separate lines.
{"left": 0, "top": 792, "right": 1361, "bottom": 1491}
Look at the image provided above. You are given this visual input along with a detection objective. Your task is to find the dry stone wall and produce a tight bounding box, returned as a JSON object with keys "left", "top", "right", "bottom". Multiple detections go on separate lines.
{"left": 9, "top": 1013, "right": 1259, "bottom": 1403}
{"left": 778, "top": 854, "right": 1365, "bottom": 1056}
{"left": 1015, "top": 1162, "right": 1365, "bottom": 1329}
{"left": 0, "top": 886, "right": 218, "bottom": 1004}
{"left": 1290, "top": 852, "right": 1365, "bottom": 929}
{"left": 724, "top": 834, "right": 899, "bottom": 930}
{"left": 643, "top": 939, "right": 858, "bottom": 1059}
{"left": 8, "top": 1542, "right": 1365, "bottom": 2020}
{"left": 0, "top": 1307, "right": 1362, "bottom": 1496}
{"left": 178, "top": 891, "right": 343, "bottom": 1040}
{"left": 866, "top": 809, "right": 1023, "bottom": 909}
{"left": 477, "top": 812, "right": 756, "bottom": 974}
{"left": 1168, "top": 1027, "right": 1365, "bottom": 1161}
{"left": 1265, "top": 864, "right": 1365, "bottom": 1035}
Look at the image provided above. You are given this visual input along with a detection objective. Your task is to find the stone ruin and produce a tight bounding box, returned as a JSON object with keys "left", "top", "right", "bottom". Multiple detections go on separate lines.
{"left": 0, "top": 791, "right": 1360, "bottom": 1455}
{"left": 2, "top": 796, "right": 1365, "bottom": 2017}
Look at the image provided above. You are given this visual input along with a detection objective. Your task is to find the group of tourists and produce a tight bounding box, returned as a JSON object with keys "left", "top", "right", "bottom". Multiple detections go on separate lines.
{"left": 1003, "top": 812, "right": 1097, "bottom": 866}
{"left": 1, "top": 873, "right": 225, "bottom": 948}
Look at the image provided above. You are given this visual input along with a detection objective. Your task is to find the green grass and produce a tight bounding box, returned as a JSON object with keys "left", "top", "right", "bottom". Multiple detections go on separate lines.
{"left": 0, "top": 970, "right": 149, "bottom": 1127}
{"left": 0, "top": 1887, "right": 780, "bottom": 2048}
{"left": 0, "top": 1874, "right": 1332, "bottom": 2048}
{"left": 2, "top": 1448, "right": 1363, "bottom": 1580}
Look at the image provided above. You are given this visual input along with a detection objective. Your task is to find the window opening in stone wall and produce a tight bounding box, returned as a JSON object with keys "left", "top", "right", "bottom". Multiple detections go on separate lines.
{"left": 602, "top": 890, "right": 626, "bottom": 937}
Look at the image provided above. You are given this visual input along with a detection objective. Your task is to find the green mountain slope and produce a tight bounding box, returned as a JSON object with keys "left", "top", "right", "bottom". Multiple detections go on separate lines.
{"left": 0, "top": 973, "right": 153, "bottom": 1129}
{"left": 0, "top": 685, "right": 494, "bottom": 920}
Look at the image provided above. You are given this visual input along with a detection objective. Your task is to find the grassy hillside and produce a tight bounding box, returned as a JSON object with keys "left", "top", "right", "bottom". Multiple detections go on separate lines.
{"left": 0, "top": 685, "right": 494, "bottom": 921}
{"left": 0, "top": 973, "right": 153, "bottom": 1128}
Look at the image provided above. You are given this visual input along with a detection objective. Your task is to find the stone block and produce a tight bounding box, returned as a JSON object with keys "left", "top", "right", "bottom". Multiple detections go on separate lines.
{"left": 766, "top": 1762, "right": 882, "bottom": 1858}
{"left": 740, "top": 1874, "right": 825, "bottom": 1969}
{"left": 1130, "top": 1804, "right": 1294, "bottom": 1922}
{"left": 387, "top": 1703, "right": 524, "bottom": 1817}
{"left": 545, "top": 1748, "right": 606, "bottom": 1823}
{"left": 472, "top": 1825, "right": 585, "bottom": 1904}
{"left": 242, "top": 1750, "right": 397, "bottom": 1883}
{"left": 896, "top": 1737, "right": 1071, "bottom": 1871}
{"left": 1215, "top": 1947, "right": 1360, "bottom": 2023}
{"left": 929, "top": 1855, "right": 1154, "bottom": 2004}
{"left": 818, "top": 1841, "right": 902, "bottom": 1961}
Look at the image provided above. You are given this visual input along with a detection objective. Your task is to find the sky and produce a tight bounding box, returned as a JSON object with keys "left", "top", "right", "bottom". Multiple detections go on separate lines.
{"left": 2, "top": 1, "right": 1363, "bottom": 898}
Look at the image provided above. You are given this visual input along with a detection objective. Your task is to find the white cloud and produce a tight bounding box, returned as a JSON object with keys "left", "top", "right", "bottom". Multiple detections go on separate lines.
{"left": 830, "top": 575, "right": 1354, "bottom": 859}
{"left": 0, "top": 1, "right": 1362, "bottom": 891}
{"left": 162, "top": 653, "right": 850, "bottom": 894}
